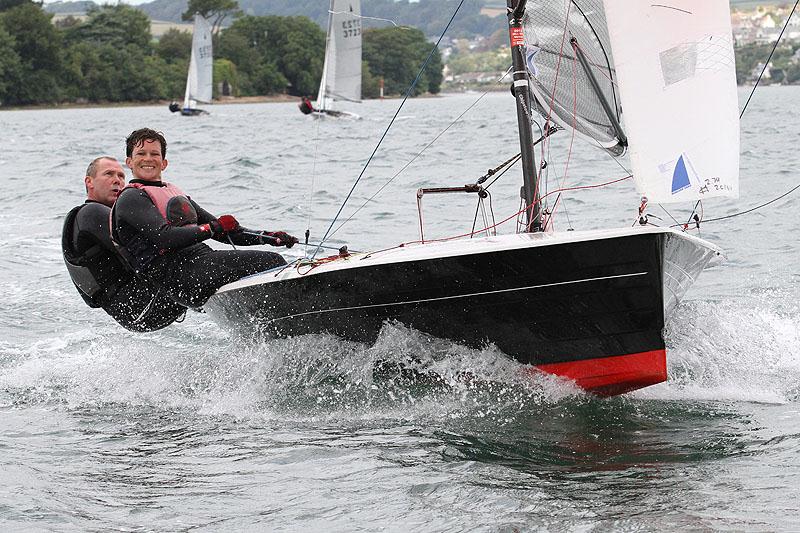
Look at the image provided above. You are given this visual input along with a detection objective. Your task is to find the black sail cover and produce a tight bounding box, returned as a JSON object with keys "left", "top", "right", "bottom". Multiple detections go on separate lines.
{"left": 523, "top": 1, "right": 626, "bottom": 156}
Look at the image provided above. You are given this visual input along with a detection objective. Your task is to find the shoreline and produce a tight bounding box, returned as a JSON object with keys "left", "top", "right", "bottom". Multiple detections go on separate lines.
{"left": 3, "top": 83, "right": 788, "bottom": 112}
{"left": 0, "top": 92, "right": 455, "bottom": 112}
{"left": 0, "top": 94, "right": 300, "bottom": 112}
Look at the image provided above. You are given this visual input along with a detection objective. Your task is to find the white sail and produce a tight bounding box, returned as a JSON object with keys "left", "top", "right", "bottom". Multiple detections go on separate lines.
{"left": 316, "top": 0, "right": 362, "bottom": 110}
{"left": 183, "top": 13, "right": 213, "bottom": 110}
{"left": 603, "top": 0, "right": 739, "bottom": 204}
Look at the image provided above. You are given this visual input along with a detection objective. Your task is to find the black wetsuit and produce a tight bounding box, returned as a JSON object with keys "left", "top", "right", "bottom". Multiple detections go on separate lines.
{"left": 62, "top": 201, "right": 186, "bottom": 332}
{"left": 111, "top": 180, "right": 287, "bottom": 308}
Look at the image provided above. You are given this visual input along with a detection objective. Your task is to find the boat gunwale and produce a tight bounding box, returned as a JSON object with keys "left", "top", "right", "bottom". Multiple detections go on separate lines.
{"left": 212, "top": 226, "right": 722, "bottom": 295}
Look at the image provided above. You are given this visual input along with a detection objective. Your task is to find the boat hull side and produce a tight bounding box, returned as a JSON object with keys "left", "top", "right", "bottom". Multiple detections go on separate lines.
{"left": 532, "top": 348, "right": 667, "bottom": 396}
{"left": 208, "top": 233, "right": 669, "bottom": 374}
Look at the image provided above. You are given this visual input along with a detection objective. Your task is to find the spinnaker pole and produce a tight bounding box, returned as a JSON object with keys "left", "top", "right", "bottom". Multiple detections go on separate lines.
{"left": 507, "top": 0, "right": 541, "bottom": 232}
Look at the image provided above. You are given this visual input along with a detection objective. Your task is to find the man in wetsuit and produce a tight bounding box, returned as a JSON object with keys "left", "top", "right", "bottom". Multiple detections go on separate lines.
{"left": 111, "top": 128, "right": 297, "bottom": 308}
{"left": 62, "top": 157, "right": 186, "bottom": 331}
{"left": 299, "top": 96, "right": 315, "bottom": 115}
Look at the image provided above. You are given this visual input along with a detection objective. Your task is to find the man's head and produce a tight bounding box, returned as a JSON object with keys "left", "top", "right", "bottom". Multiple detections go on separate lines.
{"left": 125, "top": 128, "right": 168, "bottom": 182}
{"left": 85, "top": 157, "right": 126, "bottom": 207}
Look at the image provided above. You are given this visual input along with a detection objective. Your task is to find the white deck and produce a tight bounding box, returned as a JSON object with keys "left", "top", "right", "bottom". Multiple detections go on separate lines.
{"left": 214, "top": 226, "right": 722, "bottom": 295}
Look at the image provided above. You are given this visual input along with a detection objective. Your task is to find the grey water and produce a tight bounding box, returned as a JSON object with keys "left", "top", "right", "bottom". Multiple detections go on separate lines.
{"left": 1, "top": 88, "right": 799, "bottom": 531}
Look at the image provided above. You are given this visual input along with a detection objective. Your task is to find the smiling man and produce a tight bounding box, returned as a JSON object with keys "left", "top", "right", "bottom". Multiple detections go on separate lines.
{"left": 61, "top": 156, "right": 186, "bottom": 331}
{"left": 110, "top": 128, "right": 296, "bottom": 309}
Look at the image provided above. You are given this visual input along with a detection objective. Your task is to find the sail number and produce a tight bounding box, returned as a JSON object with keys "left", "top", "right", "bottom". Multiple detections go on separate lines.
{"left": 699, "top": 177, "right": 732, "bottom": 194}
{"left": 342, "top": 19, "right": 361, "bottom": 38}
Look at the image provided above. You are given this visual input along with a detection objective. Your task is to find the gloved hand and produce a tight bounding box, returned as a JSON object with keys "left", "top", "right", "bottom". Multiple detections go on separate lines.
{"left": 208, "top": 214, "right": 240, "bottom": 236}
{"left": 263, "top": 231, "right": 299, "bottom": 248}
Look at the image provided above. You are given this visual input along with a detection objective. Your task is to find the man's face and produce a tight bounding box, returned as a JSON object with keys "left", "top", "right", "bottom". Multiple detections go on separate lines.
{"left": 85, "top": 158, "right": 126, "bottom": 207}
{"left": 126, "top": 139, "right": 168, "bottom": 182}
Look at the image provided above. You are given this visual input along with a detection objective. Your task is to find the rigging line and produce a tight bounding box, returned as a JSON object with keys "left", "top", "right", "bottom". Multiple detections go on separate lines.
{"left": 658, "top": 204, "right": 682, "bottom": 227}
{"left": 480, "top": 124, "right": 555, "bottom": 192}
{"left": 313, "top": 0, "right": 467, "bottom": 259}
{"left": 740, "top": 0, "right": 799, "bottom": 119}
{"left": 328, "top": 11, "right": 404, "bottom": 28}
{"left": 305, "top": 107, "right": 324, "bottom": 239}
{"left": 400, "top": 174, "right": 634, "bottom": 246}
{"left": 684, "top": 199, "right": 701, "bottom": 226}
{"left": 545, "top": 40, "right": 579, "bottom": 230}
{"left": 670, "top": 181, "right": 800, "bottom": 226}
{"left": 325, "top": 64, "right": 510, "bottom": 242}
{"left": 483, "top": 155, "right": 522, "bottom": 190}
{"left": 541, "top": 0, "right": 574, "bottom": 163}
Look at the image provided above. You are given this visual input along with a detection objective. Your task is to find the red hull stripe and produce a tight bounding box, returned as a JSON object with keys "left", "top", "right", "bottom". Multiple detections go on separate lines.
{"left": 530, "top": 349, "right": 667, "bottom": 397}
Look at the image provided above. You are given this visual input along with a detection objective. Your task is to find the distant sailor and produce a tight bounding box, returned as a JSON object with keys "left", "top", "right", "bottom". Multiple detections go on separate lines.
{"left": 62, "top": 156, "right": 186, "bottom": 331}
{"left": 299, "top": 96, "right": 315, "bottom": 115}
{"left": 111, "top": 128, "right": 298, "bottom": 308}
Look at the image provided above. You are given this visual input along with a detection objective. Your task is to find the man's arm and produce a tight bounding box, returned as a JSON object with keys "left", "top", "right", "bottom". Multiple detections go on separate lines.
{"left": 190, "top": 199, "right": 277, "bottom": 246}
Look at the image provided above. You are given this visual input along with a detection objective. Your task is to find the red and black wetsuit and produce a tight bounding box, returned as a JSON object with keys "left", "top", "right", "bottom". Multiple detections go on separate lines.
{"left": 111, "top": 179, "right": 286, "bottom": 308}
{"left": 62, "top": 200, "right": 186, "bottom": 331}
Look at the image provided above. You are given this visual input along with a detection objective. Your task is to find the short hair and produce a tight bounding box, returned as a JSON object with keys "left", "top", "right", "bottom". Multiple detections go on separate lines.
{"left": 85, "top": 156, "right": 117, "bottom": 178}
{"left": 126, "top": 128, "right": 167, "bottom": 158}
{"left": 85, "top": 156, "right": 119, "bottom": 194}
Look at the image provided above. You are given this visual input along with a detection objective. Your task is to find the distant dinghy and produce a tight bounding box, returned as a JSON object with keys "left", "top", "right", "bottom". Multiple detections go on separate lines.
{"left": 170, "top": 13, "right": 213, "bottom": 117}
{"left": 301, "top": 0, "right": 362, "bottom": 118}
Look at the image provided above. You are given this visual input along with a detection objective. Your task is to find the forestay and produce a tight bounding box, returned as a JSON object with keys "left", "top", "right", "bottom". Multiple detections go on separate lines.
{"left": 603, "top": 0, "right": 739, "bottom": 203}
{"left": 184, "top": 14, "right": 213, "bottom": 109}
{"left": 316, "top": 0, "right": 362, "bottom": 110}
{"left": 523, "top": 1, "right": 625, "bottom": 156}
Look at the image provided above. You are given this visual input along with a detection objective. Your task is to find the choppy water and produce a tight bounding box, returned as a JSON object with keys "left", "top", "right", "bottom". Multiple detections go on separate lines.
{"left": 1, "top": 88, "right": 799, "bottom": 531}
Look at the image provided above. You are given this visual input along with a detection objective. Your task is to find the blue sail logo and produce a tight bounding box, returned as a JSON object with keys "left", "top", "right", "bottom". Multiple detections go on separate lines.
{"left": 671, "top": 154, "right": 692, "bottom": 194}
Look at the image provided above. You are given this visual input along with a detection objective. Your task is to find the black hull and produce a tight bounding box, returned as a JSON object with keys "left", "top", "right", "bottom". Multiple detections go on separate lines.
{"left": 209, "top": 233, "right": 667, "bottom": 369}
{"left": 180, "top": 108, "right": 207, "bottom": 116}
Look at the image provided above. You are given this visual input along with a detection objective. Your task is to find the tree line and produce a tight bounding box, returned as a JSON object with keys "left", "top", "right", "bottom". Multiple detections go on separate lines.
{"left": 0, "top": 0, "right": 442, "bottom": 107}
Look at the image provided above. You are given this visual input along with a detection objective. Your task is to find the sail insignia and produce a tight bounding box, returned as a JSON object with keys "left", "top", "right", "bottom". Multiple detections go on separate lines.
{"left": 671, "top": 155, "right": 692, "bottom": 195}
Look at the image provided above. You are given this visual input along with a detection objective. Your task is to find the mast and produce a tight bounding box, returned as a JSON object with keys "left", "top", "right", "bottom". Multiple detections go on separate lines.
{"left": 507, "top": 0, "right": 541, "bottom": 232}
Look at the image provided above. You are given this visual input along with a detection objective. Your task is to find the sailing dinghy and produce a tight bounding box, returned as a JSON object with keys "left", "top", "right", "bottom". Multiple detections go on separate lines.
{"left": 169, "top": 13, "right": 213, "bottom": 116}
{"left": 300, "top": 0, "right": 362, "bottom": 118}
{"left": 208, "top": 0, "right": 738, "bottom": 397}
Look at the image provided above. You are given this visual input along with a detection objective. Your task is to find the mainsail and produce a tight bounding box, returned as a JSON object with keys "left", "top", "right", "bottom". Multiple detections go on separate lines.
{"left": 603, "top": 0, "right": 739, "bottom": 203}
{"left": 316, "top": 0, "right": 362, "bottom": 111}
{"left": 183, "top": 14, "right": 213, "bottom": 110}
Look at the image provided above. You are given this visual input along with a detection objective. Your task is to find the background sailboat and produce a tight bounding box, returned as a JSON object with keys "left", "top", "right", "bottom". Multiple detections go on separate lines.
{"left": 300, "top": 0, "right": 362, "bottom": 118}
{"left": 169, "top": 13, "right": 213, "bottom": 117}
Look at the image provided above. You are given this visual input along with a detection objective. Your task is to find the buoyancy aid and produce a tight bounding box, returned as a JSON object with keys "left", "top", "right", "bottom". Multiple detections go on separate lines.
{"left": 129, "top": 181, "right": 198, "bottom": 225}
{"left": 62, "top": 204, "right": 128, "bottom": 308}
{"left": 111, "top": 181, "right": 199, "bottom": 273}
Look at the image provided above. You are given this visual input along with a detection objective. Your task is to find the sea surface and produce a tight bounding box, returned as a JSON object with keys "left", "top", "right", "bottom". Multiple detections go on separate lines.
{"left": 1, "top": 88, "right": 799, "bottom": 531}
